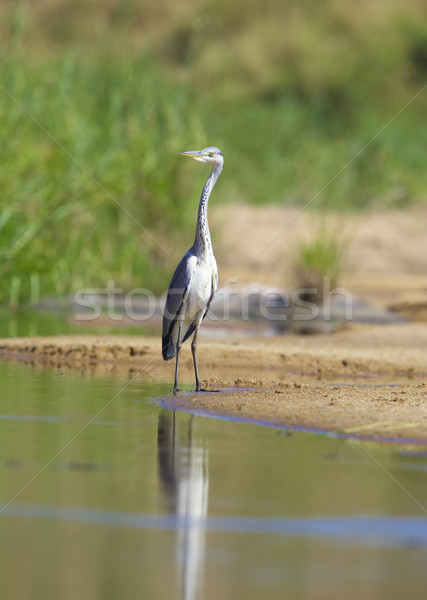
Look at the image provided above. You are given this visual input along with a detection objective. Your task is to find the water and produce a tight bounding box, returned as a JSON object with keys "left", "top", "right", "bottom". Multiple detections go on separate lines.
{"left": 0, "top": 308, "right": 157, "bottom": 338}
{"left": 0, "top": 361, "right": 426, "bottom": 599}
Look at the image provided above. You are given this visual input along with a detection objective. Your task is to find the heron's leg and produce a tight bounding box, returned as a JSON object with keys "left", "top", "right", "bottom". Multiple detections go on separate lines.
{"left": 173, "top": 322, "right": 183, "bottom": 394}
{"left": 191, "top": 327, "right": 201, "bottom": 392}
{"left": 192, "top": 326, "right": 221, "bottom": 392}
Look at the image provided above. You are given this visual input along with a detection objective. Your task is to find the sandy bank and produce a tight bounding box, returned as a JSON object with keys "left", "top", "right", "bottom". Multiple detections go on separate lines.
{"left": 0, "top": 323, "right": 426, "bottom": 441}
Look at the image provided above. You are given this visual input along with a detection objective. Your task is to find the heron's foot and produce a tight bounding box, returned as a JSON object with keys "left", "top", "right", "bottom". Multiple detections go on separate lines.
{"left": 173, "top": 386, "right": 181, "bottom": 395}
{"left": 195, "top": 387, "right": 221, "bottom": 393}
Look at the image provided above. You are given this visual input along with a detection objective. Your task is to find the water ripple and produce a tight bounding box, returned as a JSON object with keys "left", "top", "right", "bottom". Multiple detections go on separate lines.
{"left": 1, "top": 503, "right": 426, "bottom": 549}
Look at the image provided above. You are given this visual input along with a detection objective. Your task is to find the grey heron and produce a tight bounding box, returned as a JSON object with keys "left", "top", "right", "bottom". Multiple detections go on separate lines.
{"left": 162, "top": 146, "right": 223, "bottom": 393}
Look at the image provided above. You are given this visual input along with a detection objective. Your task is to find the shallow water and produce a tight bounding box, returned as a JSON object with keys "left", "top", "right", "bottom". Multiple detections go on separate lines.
{"left": 0, "top": 361, "right": 426, "bottom": 599}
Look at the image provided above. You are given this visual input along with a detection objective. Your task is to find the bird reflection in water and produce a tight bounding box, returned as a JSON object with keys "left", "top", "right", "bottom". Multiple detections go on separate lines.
{"left": 157, "top": 410, "right": 209, "bottom": 600}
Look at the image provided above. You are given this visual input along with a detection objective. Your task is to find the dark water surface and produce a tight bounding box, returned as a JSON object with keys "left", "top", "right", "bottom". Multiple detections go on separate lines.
{"left": 0, "top": 361, "right": 426, "bottom": 599}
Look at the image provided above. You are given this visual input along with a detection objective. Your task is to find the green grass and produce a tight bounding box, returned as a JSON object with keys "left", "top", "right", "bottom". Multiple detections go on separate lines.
{"left": 292, "top": 219, "right": 349, "bottom": 298}
{"left": 1, "top": 0, "right": 427, "bottom": 305}
{"left": 0, "top": 49, "right": 204, "bottom": 305}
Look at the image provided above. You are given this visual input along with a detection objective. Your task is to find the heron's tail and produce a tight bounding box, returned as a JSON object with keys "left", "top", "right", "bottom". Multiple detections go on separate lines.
{"left": 162, "top": 334, "right": 176, "bottom": 361}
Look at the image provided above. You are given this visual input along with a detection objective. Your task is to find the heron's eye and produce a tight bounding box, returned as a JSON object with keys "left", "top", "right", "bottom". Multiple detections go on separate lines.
{"left": 208, "top": 151, "right": 214, "bottom": 157}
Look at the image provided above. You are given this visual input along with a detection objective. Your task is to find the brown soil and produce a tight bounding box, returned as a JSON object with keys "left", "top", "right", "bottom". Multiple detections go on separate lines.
{"left": 1, "top": 322, "right": 426, "bottom": 441}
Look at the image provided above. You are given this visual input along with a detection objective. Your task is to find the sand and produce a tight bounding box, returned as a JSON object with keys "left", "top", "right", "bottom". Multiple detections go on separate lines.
{"left": 1, "top": 322, "right": 426, "bottom": 441}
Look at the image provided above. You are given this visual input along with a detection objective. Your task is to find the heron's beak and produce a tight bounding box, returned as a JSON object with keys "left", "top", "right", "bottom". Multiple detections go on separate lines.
{"left": 180, "top": 150, "right": 206, "bottom": 163}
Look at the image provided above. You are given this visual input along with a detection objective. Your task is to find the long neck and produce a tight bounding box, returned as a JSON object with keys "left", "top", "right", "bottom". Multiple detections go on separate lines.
{"left": 193, "top": 163, "right": 222, "bottom": 257}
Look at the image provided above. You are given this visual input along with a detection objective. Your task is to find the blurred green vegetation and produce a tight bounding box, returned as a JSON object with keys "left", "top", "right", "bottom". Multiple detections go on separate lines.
{"left": 292, "top": 218, "right": 349, "bottom": 302}
{"left": 1, "top": 0, "right": 427, "bottom": 305}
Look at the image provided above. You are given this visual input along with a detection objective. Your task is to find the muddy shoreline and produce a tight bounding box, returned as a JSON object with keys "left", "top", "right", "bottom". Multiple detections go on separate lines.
{"left": 0, "top": 323, "right": 426, "bottom": 442}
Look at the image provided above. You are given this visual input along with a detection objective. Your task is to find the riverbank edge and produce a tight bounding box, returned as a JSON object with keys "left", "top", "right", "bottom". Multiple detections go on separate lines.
{"left": 1, "top": 327, "right": 426, "bottom": 442}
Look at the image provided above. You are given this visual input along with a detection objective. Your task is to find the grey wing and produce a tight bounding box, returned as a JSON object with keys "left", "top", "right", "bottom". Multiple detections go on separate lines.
{"left": 162, "top": 251, "right": 194, "bottom": 361}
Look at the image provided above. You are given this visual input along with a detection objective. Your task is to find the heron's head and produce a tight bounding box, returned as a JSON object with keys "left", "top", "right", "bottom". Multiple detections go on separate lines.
{"left": 180, "top": 146, "right": 223, "bottom": 167}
